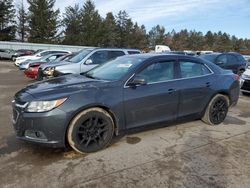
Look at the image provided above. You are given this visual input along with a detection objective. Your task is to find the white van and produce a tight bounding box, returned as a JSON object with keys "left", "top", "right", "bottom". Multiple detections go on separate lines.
{"left": 155, "top": 45, "right": 171, "bottom": 53}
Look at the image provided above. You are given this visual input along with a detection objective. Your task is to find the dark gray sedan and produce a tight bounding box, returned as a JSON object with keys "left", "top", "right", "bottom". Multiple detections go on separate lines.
{"left": 12, "top": 54, "right": 240, "bottom": 153}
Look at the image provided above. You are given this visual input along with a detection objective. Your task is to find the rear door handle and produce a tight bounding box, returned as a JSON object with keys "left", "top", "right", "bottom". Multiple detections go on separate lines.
{"left": 206, "top": 82, "right": 211, "bottom": 87}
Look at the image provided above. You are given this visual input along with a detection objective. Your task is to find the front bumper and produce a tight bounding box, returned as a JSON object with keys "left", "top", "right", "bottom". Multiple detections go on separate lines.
{"left": 12, "top": 104, "right": 69, "bottom": 147}
{"left": 241, "top": 78, "right": 250, "bottom": 93}
{"left": 24, "top": 68, "right": 38, "bottom": 79}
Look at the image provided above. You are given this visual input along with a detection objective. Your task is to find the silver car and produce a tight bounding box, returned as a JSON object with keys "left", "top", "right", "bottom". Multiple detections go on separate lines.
{"left": 39, "top": 48, "right": 141, "bottom": 79}
{"left": 0, "top": 49, "right": 20, "bottom": 61}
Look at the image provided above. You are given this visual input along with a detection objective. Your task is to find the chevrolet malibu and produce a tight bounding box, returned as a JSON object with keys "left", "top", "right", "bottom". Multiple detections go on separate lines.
{"left": 12, "top": 54, "right": 240, "bottom": 153}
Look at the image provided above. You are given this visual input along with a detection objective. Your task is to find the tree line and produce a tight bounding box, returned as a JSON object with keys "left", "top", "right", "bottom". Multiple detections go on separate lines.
{"left": 1, "top": 0, "right": 250, "bottom": 54}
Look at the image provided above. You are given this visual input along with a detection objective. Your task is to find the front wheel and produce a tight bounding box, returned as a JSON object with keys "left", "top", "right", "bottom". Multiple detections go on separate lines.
{"left": 67, "top": 108, "right": 115, "bottom": 153}
{"left": 202, "top": 94, "right": 229, "bottom": 125}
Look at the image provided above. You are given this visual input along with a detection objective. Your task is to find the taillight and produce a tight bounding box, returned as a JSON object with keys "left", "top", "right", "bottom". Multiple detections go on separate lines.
{"left": 234, "top": 74, "right": 240, "bottom": 81}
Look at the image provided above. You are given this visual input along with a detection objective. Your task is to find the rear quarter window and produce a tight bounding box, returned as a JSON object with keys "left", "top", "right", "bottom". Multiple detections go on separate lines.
{"left": 128, "top": 51, "right": 140, "bottom": 54}
{"left": 180, "top": 61, "right": 211, "bottom": 78}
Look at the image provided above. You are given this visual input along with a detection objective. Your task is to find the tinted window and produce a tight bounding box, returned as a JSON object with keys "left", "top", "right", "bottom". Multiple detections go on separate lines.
{"left": 138, "top": 61, "right": 174, "bottom": 83}
{"left": 89, "top": 51, "right": 109, "bottom": 64}
{"left": 108, "top": 51, "right": 125, "bottom": 60}
{"left": 199, "top": 54, "right": 219, "bottom": 62}
{"left": 215, "top": 54, "right": 227, "bottom": 64}
{"left": 128, "top": 51, "right": 140, "bottom": 54}
{"left": 180, "top": 61, "right": 211, "bottom": 78}
{"left": 227, "top": 55, "right": 238, "bottom": 65}
{"left": 40, "top": 51, "right": 51, "bottom": 56}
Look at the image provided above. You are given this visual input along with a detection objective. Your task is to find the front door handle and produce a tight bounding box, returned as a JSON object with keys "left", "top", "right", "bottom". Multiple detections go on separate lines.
{"left": 168, "top": 88, "right": 176, "bottom": 94}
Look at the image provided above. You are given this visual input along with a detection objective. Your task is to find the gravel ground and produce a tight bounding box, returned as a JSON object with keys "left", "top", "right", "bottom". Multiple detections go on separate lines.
{"left": 0, "top": 60, "right": 250, "bottom": 188}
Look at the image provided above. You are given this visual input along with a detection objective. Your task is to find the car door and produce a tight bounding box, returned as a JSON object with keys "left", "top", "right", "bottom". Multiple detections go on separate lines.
{"left": 175, "top": 59, "right": 215, "bottom": 118}
{"left": 80, "top": 50, "right": 109, "bottom": 73}
{"left": 123, "top": 59, "right": 179, "bottom": 129}
{"left": 226, "top": 54, "right": 240, "bottom": 74}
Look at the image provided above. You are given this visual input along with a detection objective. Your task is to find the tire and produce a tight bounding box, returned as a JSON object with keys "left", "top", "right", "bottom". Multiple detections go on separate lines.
{"left": 202, "top": 94, "right": 229, "bottom": 125}
{"left": 242, "top": 91, "right": 250, "bottom": 96}
{"left": 67, "top": 107, "right": 115, "bottom": 153}
{"left": 11, "top": 56, "right": 16, "bottom": 61}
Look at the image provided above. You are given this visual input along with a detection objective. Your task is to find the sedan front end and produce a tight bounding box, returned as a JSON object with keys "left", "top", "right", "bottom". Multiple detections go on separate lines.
{"left": 12, "top": 98, "right": 69, "bottom": 147}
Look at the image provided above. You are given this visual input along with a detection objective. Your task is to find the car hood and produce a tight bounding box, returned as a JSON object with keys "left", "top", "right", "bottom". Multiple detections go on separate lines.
{"left": 15, "top": 74, "right": 110, "bottom": 101}
{"left": 17, "top": 55, "right": 38, "bottom": 60}
{"left": 39, "top": 60, "right": 71, "bottom": 70}
{"left": 243, "top": 68, "right": 250, "bottom": 76}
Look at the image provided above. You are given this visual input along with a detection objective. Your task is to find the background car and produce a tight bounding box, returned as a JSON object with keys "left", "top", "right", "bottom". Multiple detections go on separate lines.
{"left": 15, "top": 49, "right": 71, "bottom": 66}
{"left": 240, "top": 67, "right": 250, "bottom": 95}
{"left": 12, "top": 54, "right": 240, "bottom": 153}
{"left": 19, "top": 52, "right": 70, "bottom": 70}
{"left": 36, "top": 53, "right": 75, "bottom": 80}
{"left": 199, "top": 52, "right": 247, "bottom": 75}
{"left": 0, "top": 49, "right": 20, "bottom": 61}
{"left": 17, "top": 49, "right": 35, "bottom": 56}
{"left": 45, "top": 48, "right": 141, "bottom": 78}
{"left": 23, "top": 53, "right": 69, "bottom": 79}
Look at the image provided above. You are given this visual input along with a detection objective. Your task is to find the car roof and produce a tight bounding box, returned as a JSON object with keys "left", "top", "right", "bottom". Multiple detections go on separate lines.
{"left": 94, "top": 48, "right": 140, "bottom": 51}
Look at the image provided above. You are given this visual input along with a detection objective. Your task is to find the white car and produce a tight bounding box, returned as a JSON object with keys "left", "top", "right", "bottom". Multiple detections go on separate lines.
{"left": 240, "top": 67, "right": 250, "bottom": 95}
{"left": 15, "top": 50, "right": 71, "bottom": 66}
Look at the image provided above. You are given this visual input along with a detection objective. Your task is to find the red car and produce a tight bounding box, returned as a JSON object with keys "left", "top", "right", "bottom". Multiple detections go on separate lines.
{"left": 24, "top": 64, "right": 40, "bottom": 79}
{"left": 24, "top": 53, "right": 73, "bottom": 79}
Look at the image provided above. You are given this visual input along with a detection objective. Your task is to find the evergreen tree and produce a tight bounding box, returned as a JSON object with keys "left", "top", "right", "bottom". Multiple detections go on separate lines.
{"left": 17, "top": 0, "right": 28, "bottom": 42}
{"left": 148, "top": 25, "right": 165, "bottom": 49}
{"left": 102, "top": 12, "right": 119, "bottom": 47}
{"left": 116, "top": 11, "right": 133, "bottom": 47}
{"left": 62, "top": 4, "right": 81, "bottom": 45}
{"left": 0, "top": 0, "right": 16, "bottom": 41}
{"left": 80, "top": 0, "right": 103, "bottom": 46}
{"left": 129, "top": 23, "right": 148, "bottom": 49}
{"left": 27, "top": 0, "right": 60, "bottom": 43}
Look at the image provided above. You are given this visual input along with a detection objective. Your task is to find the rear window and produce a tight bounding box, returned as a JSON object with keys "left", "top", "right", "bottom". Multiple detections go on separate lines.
{"left": 199, "top": 54, "right": 218, "bottom": 62}
{"left": 108, "top": 51, "right": 125, "bottom": 59}
{"left": 128, "top": 51, "right": 140, "bottom": 54}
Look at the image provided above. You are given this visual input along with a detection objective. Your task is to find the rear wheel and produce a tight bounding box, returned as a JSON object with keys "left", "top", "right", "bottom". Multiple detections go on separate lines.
{"left": 202, "top": 94, "right": 229, "bottom": 125}
{"left": 67, "top": 108, "right": 115, "bottom": 153}
{"left": 11, "top": 56, "right": 16, "bottom": 61}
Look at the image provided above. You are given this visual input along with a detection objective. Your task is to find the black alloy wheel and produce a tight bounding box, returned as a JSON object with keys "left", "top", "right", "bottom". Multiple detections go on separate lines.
{"left": 67, "top": 108, "right": 114, "bottom": 153}
{"left": 202, "top": 94, "right": 229, "bottom": 125}
{"left": 209, "top": 97, "right": 228, "bottom": 125}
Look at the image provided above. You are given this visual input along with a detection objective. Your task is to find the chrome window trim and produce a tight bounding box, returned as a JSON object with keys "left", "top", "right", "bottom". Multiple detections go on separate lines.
{"left": 124, "top": 64, "right": 214, "bottom": 88}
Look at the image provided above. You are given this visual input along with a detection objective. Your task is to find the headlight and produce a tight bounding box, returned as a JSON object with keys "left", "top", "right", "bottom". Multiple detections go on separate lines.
{"left": 43, "top": 67, "right": 55, "bottom": 75}
{"left": 26, "top": 98, "right": 67, "bottom": 112}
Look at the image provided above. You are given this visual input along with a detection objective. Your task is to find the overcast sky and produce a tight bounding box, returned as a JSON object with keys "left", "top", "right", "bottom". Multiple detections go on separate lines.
{"left": 14, "top": 0, "right": 250, "bottom": 39}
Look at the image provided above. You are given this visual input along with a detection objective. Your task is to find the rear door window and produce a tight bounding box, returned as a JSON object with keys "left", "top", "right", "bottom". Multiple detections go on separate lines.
{"left": 179, "top": 61, "right": 211, "bottom": 78}
{"left": 227, "top": 55, "right": 238, "bottom": 65}
{"left": 128, "top": 51, "right": 140, "bottom": 54}
{"left": 108, "top": 51, "right": 125, "bottom": 60}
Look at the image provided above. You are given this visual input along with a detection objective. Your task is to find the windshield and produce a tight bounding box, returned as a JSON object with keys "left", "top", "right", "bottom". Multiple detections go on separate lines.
{"left": 199, "top": 54, "right": 219, "bottom": 62}
{"left": 85, "top": 56, "right": 145, "bottom": 81}
{"left": 68, "top": 49, "right": 93, "bottom": 63}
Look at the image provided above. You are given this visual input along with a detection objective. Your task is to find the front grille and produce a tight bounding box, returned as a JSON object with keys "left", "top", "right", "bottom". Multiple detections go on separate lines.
{"left": 242, "top": 80, "right": 250, "bottom": 91}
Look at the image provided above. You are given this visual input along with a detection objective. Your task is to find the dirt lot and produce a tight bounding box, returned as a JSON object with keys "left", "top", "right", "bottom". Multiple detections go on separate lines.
{"left": 0, "top": 60, "right": 250, "bottom": 188}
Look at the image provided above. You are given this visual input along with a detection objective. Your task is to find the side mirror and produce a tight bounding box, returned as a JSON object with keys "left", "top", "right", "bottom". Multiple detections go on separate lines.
{"left": 127, "top": 75, "right": 147, "bottom": 87}
{"left": 85, "top": 59, "right": 93, "bottom": 65}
